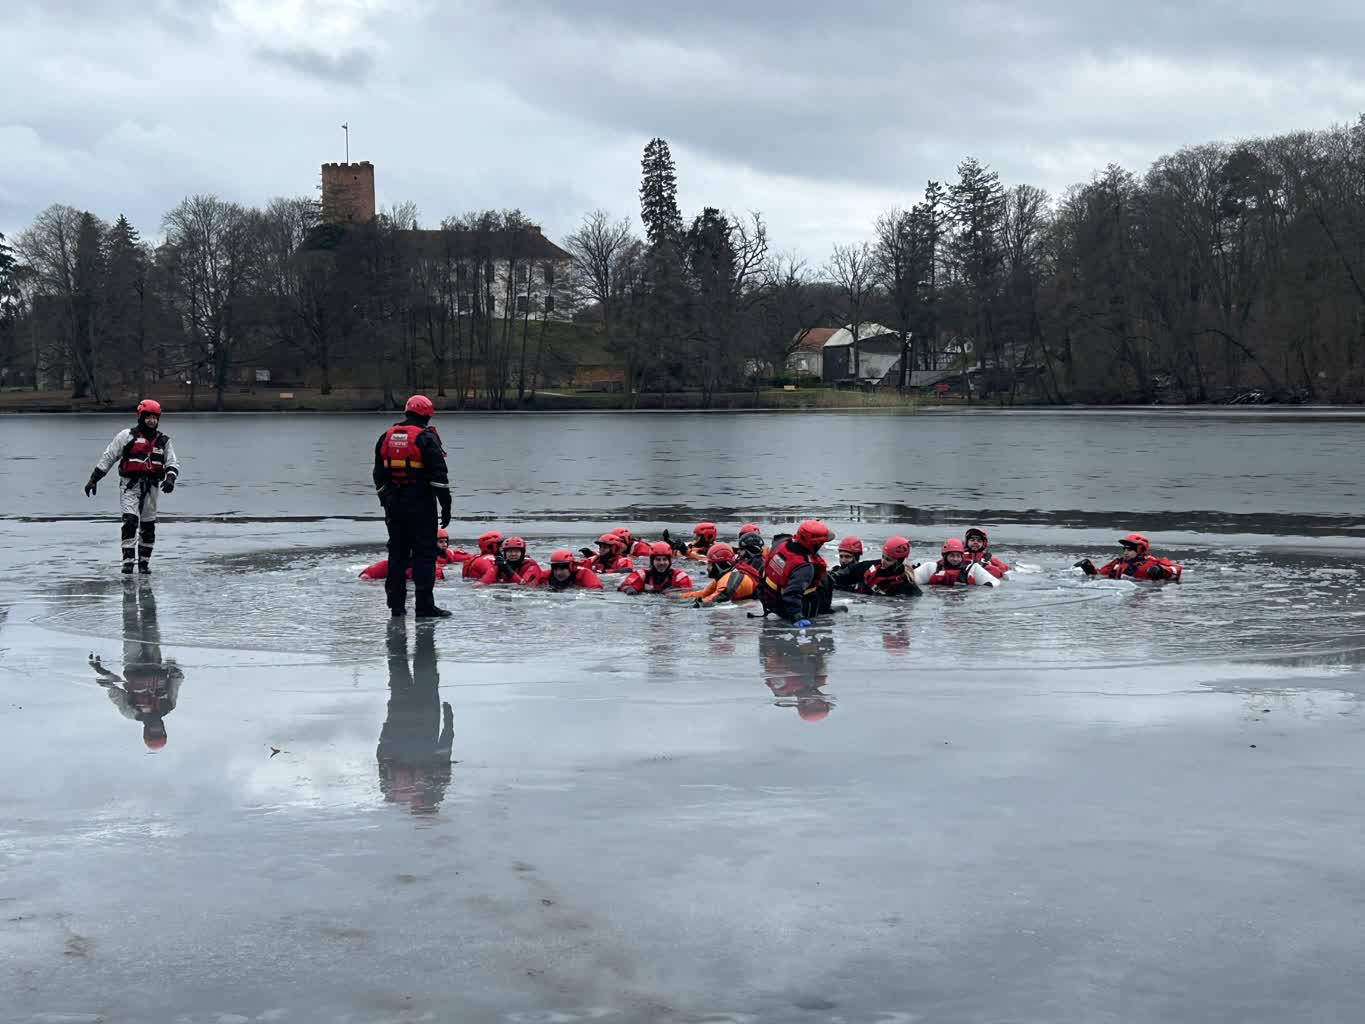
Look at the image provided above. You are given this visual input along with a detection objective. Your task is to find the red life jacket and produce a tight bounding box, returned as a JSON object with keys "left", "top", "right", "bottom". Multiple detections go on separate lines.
{"left": 586, "top": 553, "right": 633, "bottom": 573}
{"left": 1097, "top": 555, "right": 1182, "bottom": 582}
{"left": 928, "top": 560, "right": 973, "bottom": 586}
{"left": 379, "top": 424, "right": 429, "bottom": 483}
{"left": 622, "top": 567, "right": 691, "bottom": 593}
{"left": 861, "top": 562, "right": 913, "bottom": 594}
{"left": 733, "top": 562, "right": 762, "bottom": 584}
{"left": 119, "top": 431, "right": 169, "bottom": 477}
{"left": 761, "top": 540, "right": 827, "bottom": 600}
{"left": 462, "top": 554, "right": 495, "bottom": 580}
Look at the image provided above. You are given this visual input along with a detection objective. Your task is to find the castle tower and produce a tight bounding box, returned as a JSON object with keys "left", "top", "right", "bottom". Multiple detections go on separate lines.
{"left": 320, "top": 161, "right": 375, "bottom": 224}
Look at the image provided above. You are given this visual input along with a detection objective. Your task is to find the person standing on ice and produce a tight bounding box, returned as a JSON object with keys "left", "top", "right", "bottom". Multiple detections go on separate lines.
{"left": 83, "top": 399, "right": 179, "bottom": 575}
{"left": 374, "top": 395, "right": 453, "bottom": 619}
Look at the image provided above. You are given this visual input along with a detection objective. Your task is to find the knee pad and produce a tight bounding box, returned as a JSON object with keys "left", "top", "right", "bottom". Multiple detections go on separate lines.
{"left": 140, "top": 521, "right": 156, "bottom": 544}
{"left": 121, "top": 514, "right": 140, "bottom": 540}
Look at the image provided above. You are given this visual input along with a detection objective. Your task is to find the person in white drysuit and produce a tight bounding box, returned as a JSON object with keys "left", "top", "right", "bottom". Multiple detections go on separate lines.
{"left": 84, "top": 399, "right": 180, "bottom": 574}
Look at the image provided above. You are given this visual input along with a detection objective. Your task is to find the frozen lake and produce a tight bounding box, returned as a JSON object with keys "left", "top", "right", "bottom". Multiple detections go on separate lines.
{"left": 2, "top": 409, "right": 1364, "bottom": 1023}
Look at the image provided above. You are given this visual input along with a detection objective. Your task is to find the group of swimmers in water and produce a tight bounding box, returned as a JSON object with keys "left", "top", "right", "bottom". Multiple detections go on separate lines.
{"left": 361, "top": 520, "right": 1183, "bottom": 624}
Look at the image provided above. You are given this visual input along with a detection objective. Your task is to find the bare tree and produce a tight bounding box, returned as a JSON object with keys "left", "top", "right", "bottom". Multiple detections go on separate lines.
{"left": 565, "top": 209, "right": 644, "bottom": 394}
{"left": 826, "top": 241, "right": 875, "bottom": 380}
{"left": 161, "top": 195, "right": 257, "bottom": 409}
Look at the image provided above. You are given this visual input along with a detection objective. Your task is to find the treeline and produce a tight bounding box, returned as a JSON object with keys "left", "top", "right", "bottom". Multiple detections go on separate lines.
{"left": 0, "top": 198, "right": 581, "bottom": 409}
{"left": 2, "top": 115, "right": 1363, "bottom": 406}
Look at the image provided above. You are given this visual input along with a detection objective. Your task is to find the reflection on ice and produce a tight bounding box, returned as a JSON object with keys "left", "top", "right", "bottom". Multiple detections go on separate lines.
{"left": 87, "top": 583, "right": 182, "bottom": 750}
{"left": 378, "top": 623, "right": 455, "bottom": 816}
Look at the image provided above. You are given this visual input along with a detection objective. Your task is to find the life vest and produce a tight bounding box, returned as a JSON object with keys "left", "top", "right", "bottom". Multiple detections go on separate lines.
{"left": 1098, "top": 555, "right": 1183, "bottom": 582}
{"left": 733, "top": 562, "right": 761, "bottom": 584}
{"left": 762, "top": 540, "right": 827, "bottom": 596}
{"left": 587, "top": 553, "right": 633, "bottom": 574}
{"left": 928, "top": 561, "right": 973, "bottom": 586}
{"left": 119, "top": 431, "right": 169, "bottom": 477}
{"left": 379, "top": 424, "right": 430, "bottom": 483}
{"left": 640, "top": 568, "right": 687, "bottom": 593}
{"left": 862, "top": 562, "right": 913, "bottom": 594}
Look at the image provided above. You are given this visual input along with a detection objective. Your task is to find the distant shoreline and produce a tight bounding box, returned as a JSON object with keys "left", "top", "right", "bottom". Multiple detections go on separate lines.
{"left": 3, "top": 392, "right": 1361, "bottom": 416}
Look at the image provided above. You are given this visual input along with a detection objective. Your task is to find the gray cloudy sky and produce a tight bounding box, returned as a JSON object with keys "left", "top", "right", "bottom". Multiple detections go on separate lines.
{"left": 5, "top": 0, "right": 1364, "bottom": 260}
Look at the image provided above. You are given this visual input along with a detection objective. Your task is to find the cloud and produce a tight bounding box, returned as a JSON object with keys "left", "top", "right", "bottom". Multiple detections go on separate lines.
{"left": 255, "top": 44, "right": 376, "bottom": 83}
{"left": 3, "top": 0, "right": 1365, "bottom": 261}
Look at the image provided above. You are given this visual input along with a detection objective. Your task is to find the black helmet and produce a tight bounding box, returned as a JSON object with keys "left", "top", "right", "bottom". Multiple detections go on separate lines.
{"left": 737, "top": 532, "right": 764, "bottom": 553}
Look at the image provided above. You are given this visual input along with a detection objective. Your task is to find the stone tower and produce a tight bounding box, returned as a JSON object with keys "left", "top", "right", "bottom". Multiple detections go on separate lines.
{"left": 320, "top": 161, "right": 376, "bottom": 224}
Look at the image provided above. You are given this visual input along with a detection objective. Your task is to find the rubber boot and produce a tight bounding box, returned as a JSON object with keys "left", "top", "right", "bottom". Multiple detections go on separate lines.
{"left": 415, "top": 589, "right": 451, "bottom": 619}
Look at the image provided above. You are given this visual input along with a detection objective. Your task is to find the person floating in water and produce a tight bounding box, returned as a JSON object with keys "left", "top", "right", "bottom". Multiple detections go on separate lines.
{"left": 373, "top": 394, "right": 453, "bottom": 618}
{"left": 857, "top": 536, "right": 922, "bottom": 597}
{"left": 1075, "top": 533, "right": 1183, "bottom": 582}
{"left": 828, "top": 536, "right": 875, "bottom": 592}
{"left": 478, "top": 536, "right": 542, "bottom": 585}
{"left": 734, "top": 527, "right": 767, "bottom": 571}
{"left": 459, "top": 531, "right": 504, "bottom": 580}
{"left": 619, "top": 542, "right": 694, "bottom": 594}
{"left": 963, "top": 527, "right": 1011, "bottom": 578}
{"left": 89, "top": 585, "right": 182, "bottom": 750}
{"left": 530, "top": 550, "right": 604, "bottom": 591}
{"left": 378, "top": 624, "right": 454, "bottom": 816}
{"left": 580, "top": 533, "right": 636, "bottom": 575}
{"left": 680, "top": 543, "right": 759, "bottom": 606}
{"left": 759, "top": 520, "right": 835, "bottom": 626}
{"left": 84, "top": 399, "right": 180, "bottom": 575}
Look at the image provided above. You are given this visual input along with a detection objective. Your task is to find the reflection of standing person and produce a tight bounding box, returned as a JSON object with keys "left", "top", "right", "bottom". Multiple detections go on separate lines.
{"left": 84, "top": 399, "right": 180, "bottom": 574}
{"left": 373, "top": 395, "right": 453, "bottom": 618}
{"left": 89, "top": 585, "right": 182, "bottom": 749}
{"left": 378, "top": 625, "right": 455, "bottom": 815}
{"left": 759, "top": 628, "right": 835, "bottom": 722}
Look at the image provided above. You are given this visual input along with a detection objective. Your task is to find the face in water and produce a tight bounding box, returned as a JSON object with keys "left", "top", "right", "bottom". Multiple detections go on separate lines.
{"left": 651, "top": 555, "right": 671, "bottom": 574}
{"left": 1118, "top": 542, "right": 1139, "bottom": 560}
{"left": 944, "top": 551, "right": 964, "bottom": 568}
{"left": 552, "top": 563, "right": 573, "bottom": 582}
{"left": 966, "top": 534, "right": 986, "bottom": 552}
{"left": 505, "top": 548, "right": 524, "bottom": 565}
{"left": 839, "top": 552, "right": 857, "bottom": 567}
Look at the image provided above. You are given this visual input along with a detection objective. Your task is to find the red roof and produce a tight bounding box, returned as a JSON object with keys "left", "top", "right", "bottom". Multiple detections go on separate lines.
{"left": 794, "top": 328, "right": 839, "bottom": 351}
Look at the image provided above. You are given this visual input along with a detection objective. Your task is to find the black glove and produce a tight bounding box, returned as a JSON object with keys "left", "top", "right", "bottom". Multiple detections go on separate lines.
{"left": 1146, "top": 564, "right": 1165, "bottom": 579}
{"left": 377, "top": 484, "right": 394, "bottom": 509}
{"left": 579, "top": 547, "right": 595, "bottom": 558}
{"left": 1074, "top": 558, "right": 1095, "bottom": 575}
{"left": 440, "top": 504, "right": 452, "bottom": 529}
{"left": 692, "top": 599, "right": 703, "bottom": 608}
{"left": 84, "top": 478, "right": 98, "bottom": 497}
{"left": 161, "top": 476, "right": 175, "bottom": 493}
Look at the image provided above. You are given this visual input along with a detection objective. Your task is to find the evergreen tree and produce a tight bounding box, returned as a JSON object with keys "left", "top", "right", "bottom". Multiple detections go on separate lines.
{"left": 639, "top": 137, "right": 683, "bottom": 250}
{"left": 102, "top": 214, "right": 150, "bottom": 390}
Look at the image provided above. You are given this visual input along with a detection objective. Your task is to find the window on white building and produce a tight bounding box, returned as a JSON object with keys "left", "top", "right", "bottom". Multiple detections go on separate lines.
{"left": 544, "top": 294, "right": 555, "bottom": 313}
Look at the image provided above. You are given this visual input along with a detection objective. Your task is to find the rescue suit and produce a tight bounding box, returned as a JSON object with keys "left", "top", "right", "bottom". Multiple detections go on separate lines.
{"left": 373, "top": 409, "right": 453, "bottom": 616}
{"left": 90, "top": 424, "right": 179, "bottom": 572}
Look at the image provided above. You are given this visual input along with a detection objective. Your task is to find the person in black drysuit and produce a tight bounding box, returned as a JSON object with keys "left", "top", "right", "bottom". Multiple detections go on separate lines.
{"left": 373, "top": 395, "right": 453, "bottom": 618}
{"left": 378, "top": 624, "right": 454, "bottom": 815}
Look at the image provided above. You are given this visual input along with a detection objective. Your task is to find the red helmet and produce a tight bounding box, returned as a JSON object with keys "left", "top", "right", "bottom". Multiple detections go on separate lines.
{"left": 597, "top": 532, "right": 623, "bottom": 552}
{"left": 882, "top": 536, "right": 911, "bottom": 560}
{"left": 437, "top": 528, "right": 449, "bottom": 541}
{"left": 549, "top": 549, "right": 575, "bottom": 566}
{"left": 942, "top": 538, "right": 966, "bottom": 554}
{"left": 794, "top": 520, "right": 833, "bottom": 549}
{"left": 706, "top": 543, "right": 736, "bottom": 565}
{"left": 404, "top": 394, "right": 434, "bottom": 417}
{"left": 838, "top": 536, "right": 864, "bottom": 556}
{"left": 797, "top": 700, "right": 832, "bottom": 722}
{"left": 136, "top": 399, "right": 162, "bottom": 417}
{"left": 477, "top": 530, "right": 503, "bottom": 554}
{"left": 144, "top": 735, "right": 168, "bottom": 750}
{"left": 738, "top": 523, "right": 761, "bottom": 538}
{"left": 694, "top": 522, "right": 718, "bottom": 543}
{"left": 503, "top": 536, "right": 527, "bottom": 553}
{"left": 1120, "top": 532, "right": 1151, "bottom": 557}
{"left": 649, "top": 541, "right": 673, "bottom": 558}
